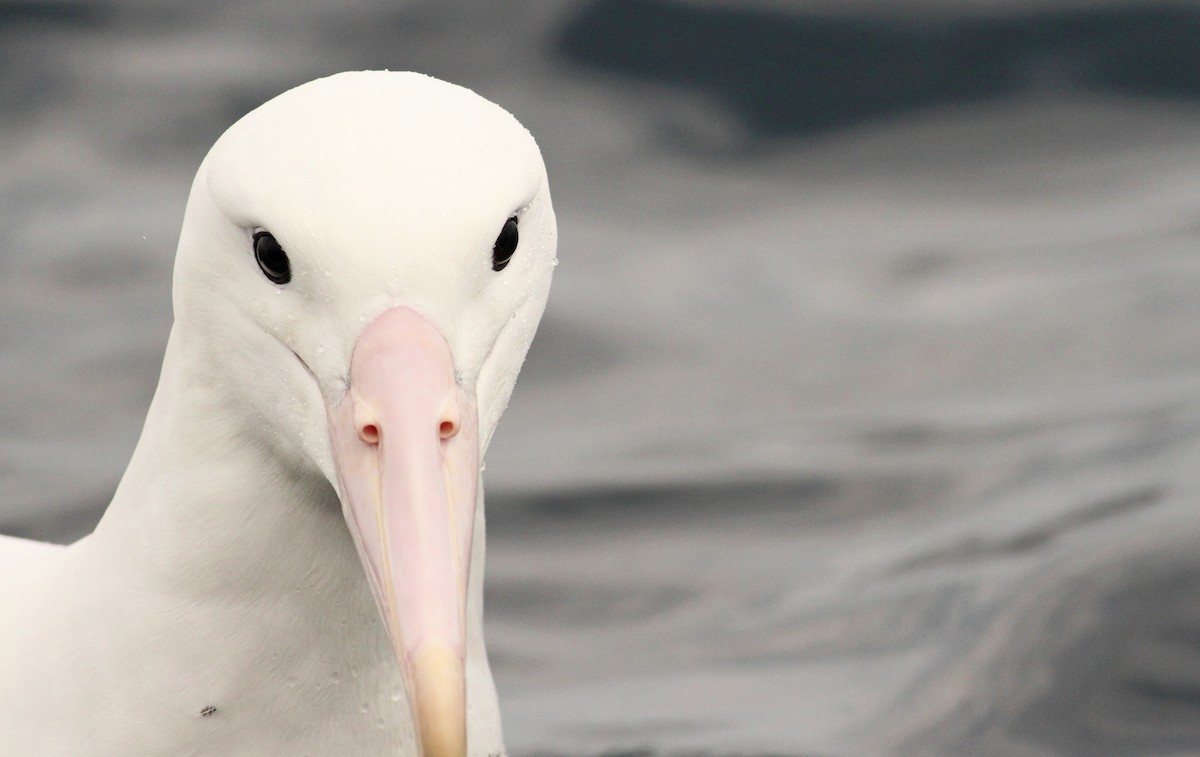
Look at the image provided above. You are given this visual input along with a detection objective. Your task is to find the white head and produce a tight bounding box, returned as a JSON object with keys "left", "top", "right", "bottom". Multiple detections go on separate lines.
{"left": 169, "top": 72, "right": 555, "bottom": 757}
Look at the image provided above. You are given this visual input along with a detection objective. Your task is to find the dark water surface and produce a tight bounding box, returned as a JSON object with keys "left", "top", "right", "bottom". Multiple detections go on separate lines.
{"left": 1, "top": 1, "right": 1200, "bottom": 754}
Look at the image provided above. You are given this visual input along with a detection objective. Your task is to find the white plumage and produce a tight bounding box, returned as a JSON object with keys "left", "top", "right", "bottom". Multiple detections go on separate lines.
{"left": 0, "top": 71, "right": 556, "bottom": 757}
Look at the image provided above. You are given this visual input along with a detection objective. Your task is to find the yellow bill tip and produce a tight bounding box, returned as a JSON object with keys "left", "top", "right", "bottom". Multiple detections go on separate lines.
{"left": 411, "top": 641, "right": 466, "bottom": 757}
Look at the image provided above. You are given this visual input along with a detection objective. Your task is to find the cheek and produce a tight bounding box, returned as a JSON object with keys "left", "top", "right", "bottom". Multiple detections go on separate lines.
{"left": 244, "top": 297, "right": 299, "bottom": 349}
{"left": 473, "top": 290, "right": 551, "bottom": 454}
{"left": 259, "top": 353, "right": 331, "bottom": 477}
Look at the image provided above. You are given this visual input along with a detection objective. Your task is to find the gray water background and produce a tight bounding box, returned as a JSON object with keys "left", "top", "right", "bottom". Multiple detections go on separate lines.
{"left": 2, "top": 1, "right": 1200, "bottom": 754}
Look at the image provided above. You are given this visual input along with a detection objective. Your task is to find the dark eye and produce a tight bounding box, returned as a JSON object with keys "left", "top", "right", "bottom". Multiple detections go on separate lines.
{"left": 492, "top": 216, "right": 518, "bottom": 272}
{"left": 253, "top": 231, "right": 291, "bottom": 285}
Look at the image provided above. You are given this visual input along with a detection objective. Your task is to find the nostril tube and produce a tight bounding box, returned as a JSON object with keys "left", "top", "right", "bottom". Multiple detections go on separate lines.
{"left": 354, "top": 402, "right": 381, "bottom": 446}
{"left": 438, "top": 397, "right": 462, "bottom": 440}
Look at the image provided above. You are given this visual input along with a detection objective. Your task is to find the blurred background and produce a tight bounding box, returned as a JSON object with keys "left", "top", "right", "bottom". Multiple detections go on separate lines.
{"left": 2, "top": 0, "right": 1200, "bottom": 754}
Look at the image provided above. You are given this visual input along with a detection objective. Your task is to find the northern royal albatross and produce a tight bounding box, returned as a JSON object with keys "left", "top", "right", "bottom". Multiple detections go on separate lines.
{"left": 0, "top": 70, "right": 556, "bottom": 757}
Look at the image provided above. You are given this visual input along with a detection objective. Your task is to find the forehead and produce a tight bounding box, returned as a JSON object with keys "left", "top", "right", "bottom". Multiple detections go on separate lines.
{"left": 204, "top": 72, "right": 545, "bottom": 250}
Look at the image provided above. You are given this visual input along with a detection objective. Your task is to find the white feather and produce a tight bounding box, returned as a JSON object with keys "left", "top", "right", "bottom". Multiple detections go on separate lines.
{"left": 0, "top": 71, "right": 556, "bottom": 756}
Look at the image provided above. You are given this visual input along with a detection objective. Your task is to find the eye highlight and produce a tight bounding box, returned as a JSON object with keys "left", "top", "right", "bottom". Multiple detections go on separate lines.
{"left": 253, "top": 231, "right": 291, "bottom": 284}
{"left": 492, "top": 216, "right": 518, "bottom": 272}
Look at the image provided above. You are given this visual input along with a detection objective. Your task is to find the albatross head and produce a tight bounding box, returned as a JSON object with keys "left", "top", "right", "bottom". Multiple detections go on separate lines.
{"left": 169, "top": 72, "right": 555, "bottom": 757}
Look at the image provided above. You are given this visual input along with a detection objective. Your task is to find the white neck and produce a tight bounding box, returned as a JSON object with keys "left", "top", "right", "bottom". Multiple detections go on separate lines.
{"left": 1, "top": 327, "right": 502, "bottom": 756}
{"left": 97, "top": 327, "right": 356, "bottom": 600}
